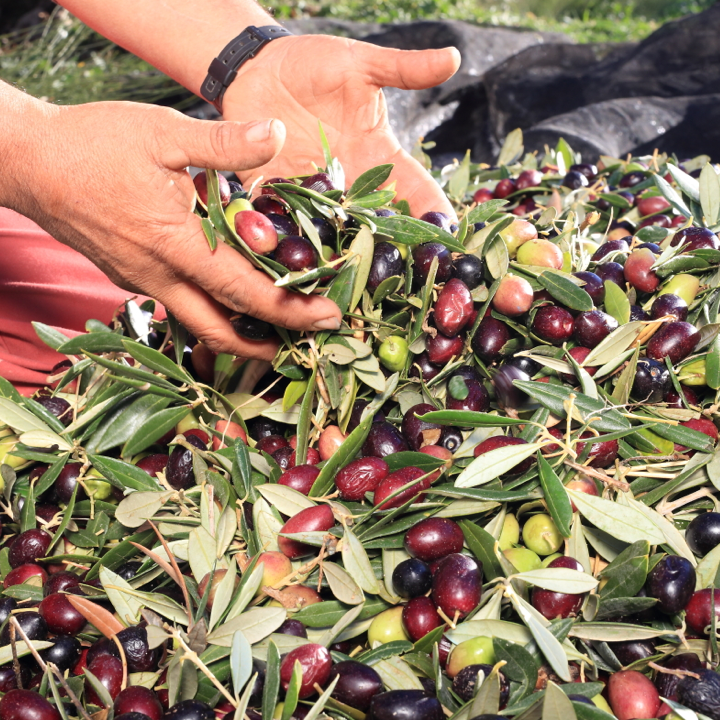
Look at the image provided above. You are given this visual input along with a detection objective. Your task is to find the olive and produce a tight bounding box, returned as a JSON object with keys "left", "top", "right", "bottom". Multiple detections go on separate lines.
{"left": 631, "top": 358, "right": 669, "bottom": 403}
{"left": 563, "top": 170, "right": 588, "bottom": 189}
{"left": 409, "top": 352, "right": 441, "bottom": 382}
{"left": 300, "top": 173, "right": 335, "bottom": 193}
{"left": 677, "top": 669, "right": 720, "bottom": 718}
{"left": 451, "top": 254, "right": 484, "bottom": 289}
{"left": 572, "top": 271, "right": 605, "bottom": 304}
{"left": 0, "top": 612, "right": 47, "bottom": 645}
{"left": 368, "top": 242, "right": 403, "bottom": 292}
{"left": 347, "top": 400, "right": 385, "bottom": 433}
{"left": 608, "top": 670, "right": 661, "bottom": 720}
{"left": 412, "top": 243, "right": 452, "bottom": 286}
{"left": 595, "top": 261, "right": 626, "bottom": 288}
{"left": 277, "top": 505, "right": 335, "bottom": 559}
{"left": 471, "top": 318, "right": 510, "bottom": 363}
{"left": 327, "top": 661, "right": 383, "bottom": 712}
{"left": 609, "top": 639, "right": 656, "bottom": 666}
{"left": 0, "top": 690, "right": 61, "bottom": 720}
{"left": 166, "top": 434, "right": 206, "bottom": 490}
{"left": 447, "top": 379, "right": 489, "bottom": 414}
{"left": 492, "top": 274, "right": 534, "bottom": 317}
{"left": 446, "top": 637, "right": 495, "bottom": 678}
{"left": 434, "top": 279, "right": 474, "bottom": 337}
{"left": 405, "top": 518, "right": 464, "bottom": 561}
{"left": 368, "top": 607, "right": 409, "bottom": 645}
{"left": 655, "top": 653, "right": 703, "bottom": 704}
{"left": 647, "top": 555, "right": 696, "bottom": 614}
{"left": 309, "top": 217, "right": 335, "bottom": 244}
{"left": 373, "top": 467, "right": 429, "bottom": 510}
{"left": 592, "top": 239, "right": 629, "bottom": 262}
{"left": 686, "top": 589, "right": 720, "bottom": 635}
{"left": 531, "top": 305, "right": 574, "bottom": 345}
{"left": 279, "top": 643, "right": 332, "bottom": 698}
{"left": 474, "top": 436, "right": 533, "bottom": 474}
{"left": 231, "top": 315, "right": 274, "bottom": 341}
{"left": 432, "top": 553, "right": 482, "bottom": 619}
{"left": 671, "top": 225, "right": 720, "bottom": 252}
{"left": 686, "top": 512, "right": 720, "bottom": 556}
{"left": 439, "top": 427, "right": 464, "bottom": 453}
{"left": 401, "top": 404, "right": 443, "bottom": 451}
{"left": 367, "top": 691, "right": 443, "bottom": 720}
{"left": 420, "top": 212, "right": 454, "bottom": 232}
{"left": 34, "top": 396, "right": 72, "bottom": 426}
{"left": 522, "top": 514, "right": 563, "bottom": 556}
{"left": 401, "top": 596, "right": 442, "bottom": 641}
{"left": 452, "top": 664, "right": 509, "bottom": 705}
{"left": 362, "top": 422, "right": 409, "bottom": 458}
{"left": 392, "top": 558, "right": 432, "bottom": 599}
{"left": 426, "top": 333, "right": 464, "bottom": 367}
{"left": 573, "top": 310, "right": 618, "bottom": 348}
{"left": 274, "top": 236, "right": 319, "bottom": 271}
{"left": 646, "top": 321, "right": 700, "bottom": 364}
{"left": 164, "top": 701, "right": 215, "bottom": 720}
{"left": 335, "top": 457, "right": 389, "bottom": 501}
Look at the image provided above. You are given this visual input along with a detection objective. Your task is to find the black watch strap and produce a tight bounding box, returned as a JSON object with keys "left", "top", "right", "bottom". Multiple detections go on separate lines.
{"left": 200, "top": 25, "right": 293, "bottom": 112}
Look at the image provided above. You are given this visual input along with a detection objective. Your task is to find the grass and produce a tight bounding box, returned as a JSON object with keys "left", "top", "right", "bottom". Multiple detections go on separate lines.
{"left": 0, "top": 0, "right": 714, "bottom": 105}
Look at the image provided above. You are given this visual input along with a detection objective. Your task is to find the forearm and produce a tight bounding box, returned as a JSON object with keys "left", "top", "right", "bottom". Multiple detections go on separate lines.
{"left": 58, "top": 0, "right": 280, "bottom": 98}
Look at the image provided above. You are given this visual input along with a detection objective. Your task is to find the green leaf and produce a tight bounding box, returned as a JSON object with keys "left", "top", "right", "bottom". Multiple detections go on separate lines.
{"left": 324, "top": 562, "right": 364, "bottom": 605}
{"left": 280, "top": 660, "right": 302, "bottom": 720}
{"left": 646, "top": 418, "right": 716, "bottom": 452}
{"left": 484, "top": 232, "right": 509, "bottom": 279}
{"left": 555, "top": 137, "right": 575, "bottom": 174}
{"left": 603, "top": 281, "right": 631, "bottom": 325}
{"left": 356, "top": 641, "right": 413, "bottom": 665}
{"left": 598, "top": 540, "right": 649, "bottom": 601}
{"left": 596, "top": 597, "right": 657, "bottom": 620}
{"left": 122, "top": 340, "right": 193, "bottom": 384}
{"left": 460, "top": 520, "right": 503, "bottom": 581}
{"left": 20, "top": 479, "right": 35, "bottom": 532}
{"left": 342, "top": 527, "right": 380, "bottom": 594}
{"left": 89, "top": 455, "right": 162, "bottom": 492}
{"left": 262, "top": 641, "right": 280, "bottom": 720}
{"left": 512, "top": 382, "right": 630, "bottom": 433}
{"left": 654, "top": 172, "right": 691, "bottom": 218}
{"left": 568, "top": 490, "right": 664, "bottom": 544}
{"left": 666, "top": 163, "right": 701, "bottom": 203}
{"left": 416, "top": 410, "right": 525, "bottom": 427}
{"left": 538, "top": 271, "right": 593, "bottom": 312}
{"left": 580, "top": 322, "right": 644, "bottom": 367}
{"left": 230, "top": 630, "right": 253, "bottom": 696}
{"left": 568, "top": 622, "right": 675, "bottom": 642}
{"left": 493, "top": 637, "right": 538, "bottom": 700}
{"left": 611, "top": 347, "right": 639, "bottom": 405}
{"left": 466, "top": 199, "right": 508, "bottom": 225}
{"left": 543, "top": 682, "right": 577, "bottom": 720}
{"left": 470, "top": 665, "right": 501, "bottom": 716}
{"left": 513, "top": 568, "right": 598, "bottom": 594}
{"left": 373, "top": 215, "right": 465, "bottom": 252}
{"left": 58, "top": 332, "right": 126, "bottom": 355}
{"left": 293, "top": 599, "right": 390, "bottom": 628}
{"left": 346, "top": 164, "right": 394, "bottom": 200}
{"left": 537, "top": 454, "right": 572, "bottom": 538}
{"left": 293, "top": 367, "right": 316, "bottom": 466}
{"left": 200, "top": 216, "right": 218, "bottom": 250}
{"left": 31, "top": 322, "right": 71, "bottom": 351}
{"left": 348, "top": 226, "right": 375, "bottom": 313}
{"left": 707, "top": 335, "right": 720, "bottom": 391}
{"left": 455, "top": 441, "right": 546, "bottom": 488}
{"left": 122, "top": 405, "right": 191, "bottom": 456}
{"left": 498, "top": 128, "right": 524, "bottom": 167}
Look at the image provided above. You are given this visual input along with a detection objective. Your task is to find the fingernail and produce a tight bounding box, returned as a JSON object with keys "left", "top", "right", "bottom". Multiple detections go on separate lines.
{"left": 311, "top": 317, "right": 341, "bottom": 331}
{"left": 246, "top": 119, "right": 273, "bottom": 143}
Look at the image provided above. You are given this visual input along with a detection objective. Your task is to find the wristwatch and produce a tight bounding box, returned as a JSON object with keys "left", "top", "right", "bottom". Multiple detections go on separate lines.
{"left": 200, "top": 25, "right": 293, "bottom": 113}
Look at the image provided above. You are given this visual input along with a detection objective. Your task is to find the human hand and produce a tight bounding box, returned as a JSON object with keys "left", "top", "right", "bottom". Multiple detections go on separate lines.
{"left": 222, "top": 35, "right": 461, "bottom": 218}
{"left": 6, "top": 100, "right": 341, "bottom": 359}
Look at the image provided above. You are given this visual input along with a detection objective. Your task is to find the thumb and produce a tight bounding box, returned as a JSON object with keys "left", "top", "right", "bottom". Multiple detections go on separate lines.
{"left": 356, "top": 43, "right": 461, "bottom": 90}
{"left": 160, "top": 115, "right": 286, "bottom": 171}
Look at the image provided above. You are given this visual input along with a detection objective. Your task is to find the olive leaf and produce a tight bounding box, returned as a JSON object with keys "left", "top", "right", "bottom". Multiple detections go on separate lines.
{"left": 580, "top": 321, "right": 643, "bottom": 367}
{"left": 207, "top": 607, "right": 287, "bottom": 647}
{"left": 342, "top": 527, "right": 380, "bottom": 594}
{"left": 512, "top": 568, "right": 598, "bottom": 594}
{"left": 538, "top": 271, "right": 593, "bottom": 312}
{"left": 537, "top": 454, "right": 572, "bottom": 538}
{"left": 230, "top": 629, "right": 253, "bottom": 696}
{"left": 257, "top": 484, "right": 315, "bottom": 517}
{"left": 324, "top": 561, "right": 365, "bottom": 605}
{"left": 542, "top": 682, "right": 577, "bottom": 720}
{"left": 568, "top": 622, "right": 677, "bottom": 641}
{"left": 455, "top": 440, "right": 546, "bottom": 488}
{"left": 115, "top": 491, "right": 173, "bottom": 528}
{"left": 603, "top": 280, "right": 631, "bottom": 325}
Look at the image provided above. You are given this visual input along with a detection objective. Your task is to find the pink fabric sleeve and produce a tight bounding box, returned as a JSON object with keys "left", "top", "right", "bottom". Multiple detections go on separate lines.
{"left": 0, "top": 208, "right": 164, "bottom": 395}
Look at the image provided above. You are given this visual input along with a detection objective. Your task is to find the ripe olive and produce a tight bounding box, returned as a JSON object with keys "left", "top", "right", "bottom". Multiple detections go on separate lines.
{"left": 327, "top": 661, "right": 383, "bottom": 711}
{"left": 280, "top": 643, "right": 332, "bottom": 699}
{"left": 451, "top": 254, "right": 484, "bottom": 289}
{"left": 367, "top": 690, "right": 443, "bottom": 720}
{"left": 362, "top": 422, "right": 409, "bottom": 458}
{"left": 573, "top": 310, "right": 618, "bottom": 348}
{"left": 368, "top": 243, "right": 403, "bottom": 292}
{"left": 647, "top": 555, "right": 696, "bottom": 614}
{"left": 608, "top": 670, "right": 661, "bottom": 720}
{"left": 631, "top": 358, "right": 670, "bottom": 403}
{"left": 274, "top": 236, "right": 319, "bottom": 272}
{"left": 278, "top": 465, "right": 320, "bottom": 495}
{"left": 412, "top": 243, "right": 452, "bottom": 286}
{"left": 452, "top": 664, "right": 509, "bottom": 705}
{"left": 277, "top": 505, "right": 335, "bottom": 559}
{"left": 402, "top": 596, "right": 442, "bottom": 641}
{"left": 405, "top": 518, "right": 464, "bottom": 561}
{"left": 474, "top": 436, "right": 534, "bottom": 475}
{"left": 432, "top": 553, "right": 482, "bottom": 619}
{"left": 392, "top": 558, "right": 432, "bottom": 599}
{"left": 471, "top": 318, "right": 510, "bottom": 363}
{"left": 651, "top": 293, "right": 688, "bottom": 321}
{"left": 426, "top": 333, "right": 464, "bottom": 367}
{"left": 646, "top": 321, "right": 700, "bottom": 364}
{"left": 531, "top": 306, "right": 574, "bottom": 345}
{"left": 572, "top": 271, "right": 605, "bottom": 304}
{"left": 671, "top": 225, "right": 720, "bottom": 252}
{"left": 401, "top": 404, "right": 443, "bottom": 451}
{"left": 373, "top": 467, "right": 430, "bottom": 510}
{"left": 335, "top": 457, "right": 389, "bottom": 501}
{"left": 677, "top": 669, "right": 720, "bottom": 719}
{"left": 9, "top": 530, "right": 52, "bottom": 569}
{"left": 434, "top": 279, "right": 474, "bottom": 336}
{"left": 686, "top": 512, "right": 720, "bottom": 556}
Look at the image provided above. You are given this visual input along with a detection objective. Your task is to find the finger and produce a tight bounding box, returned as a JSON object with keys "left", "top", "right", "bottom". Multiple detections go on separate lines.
{"left": 163, "top": 218, "right": 342, "bottom": 332}
{"left": 355, "top": 43, "right": 461, "bottom": 90}
{"left": 389, "top": 148, "right": 457, "bottom": 220}
{"left": 159, "top": 114, "right": 286, "bottom": 172}
{"left": 154, "top": 280, "right": 280, "bottom": 360}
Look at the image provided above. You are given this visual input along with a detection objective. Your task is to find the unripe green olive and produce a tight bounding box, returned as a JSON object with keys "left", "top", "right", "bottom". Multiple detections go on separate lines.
{"left": 660, "top": 273, "right": 700, "bottom": 305}
{"left": 522, "top": 513, "right": 563, "bottom": 556}
{"left": 378, "top": 336, "right": 409, "bottom": 372}
{"left": 368, "top": 607, "right": 409, "bottom": 645}
{"left": 446, "top": 636, "right": 495, "bottom": 678}
{"left": 678, "top": 357, "right": 707, "bottom": 386}
{"left": 498, "top": 513, "right": 520, "bottom": 551}
{"left": 540, "top": 552, "right": 563, "bottom": 568}
{"left": 503, "top": 547, "right": 542, "bottom": 573}
{"left": 224, "top": 197, "right": 253, "bottom": 227}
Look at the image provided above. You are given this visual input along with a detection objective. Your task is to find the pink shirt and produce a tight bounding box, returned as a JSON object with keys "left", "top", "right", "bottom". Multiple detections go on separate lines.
{"left": 0, "top": 208, "right": 162, "bottom": 395}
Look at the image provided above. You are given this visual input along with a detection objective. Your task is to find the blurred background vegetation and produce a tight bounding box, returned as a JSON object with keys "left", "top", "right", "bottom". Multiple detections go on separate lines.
{"left": 0, "top": 0, "right": 715, "bottom": 106}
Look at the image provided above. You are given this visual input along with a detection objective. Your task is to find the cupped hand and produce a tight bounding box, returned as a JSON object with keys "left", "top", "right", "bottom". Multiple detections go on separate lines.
{"left": 223, "top": 35, "right": 461, "bottom": 218}
{"left": 9, "top": 101, "right": 342, "bottom": 359}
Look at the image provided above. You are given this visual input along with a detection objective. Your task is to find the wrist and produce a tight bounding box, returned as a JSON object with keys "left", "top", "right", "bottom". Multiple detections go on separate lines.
{"left": 0, "top": 84, "right": 55, "bottom": 212}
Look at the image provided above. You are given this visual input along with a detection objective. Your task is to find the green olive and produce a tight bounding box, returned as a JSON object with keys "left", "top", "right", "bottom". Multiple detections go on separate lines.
{"left": 224, "top": 197, "right": 253, "bottom": 227}
{"left": 498, "top": 513, "right": 520, "bottom": 551}
{"left": 678, "top": 357, "right": 707, "bottom": 386}
{"left": 368, "top": 607, "right": 409, "bottom": 645}
{"left": 522, "top": 513, "right": 563, "bottom": 556}
{"left": 378, "top": 336, "right": 409, "bottom": 372}
{"left": 446, "top": 636, "right": 495, "bottom": 678}
{"left": 503, "top": 547, "right": 542, "bottom": 573}
{"left": 659, "top": 273, "right": 700, "bottom": 305}
{"left": 540, "top": 552, "right": 563, "bottom": 568}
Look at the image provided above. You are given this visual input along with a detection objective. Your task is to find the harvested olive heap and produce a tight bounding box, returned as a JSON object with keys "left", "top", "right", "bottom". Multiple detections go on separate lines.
{"left": 4, "top": 132, "right": 720, "bottom": 720}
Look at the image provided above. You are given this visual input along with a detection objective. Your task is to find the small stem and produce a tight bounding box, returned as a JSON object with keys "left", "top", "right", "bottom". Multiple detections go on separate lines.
{"left": 165, "top": 625, "right": 238, "bottom": 708}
